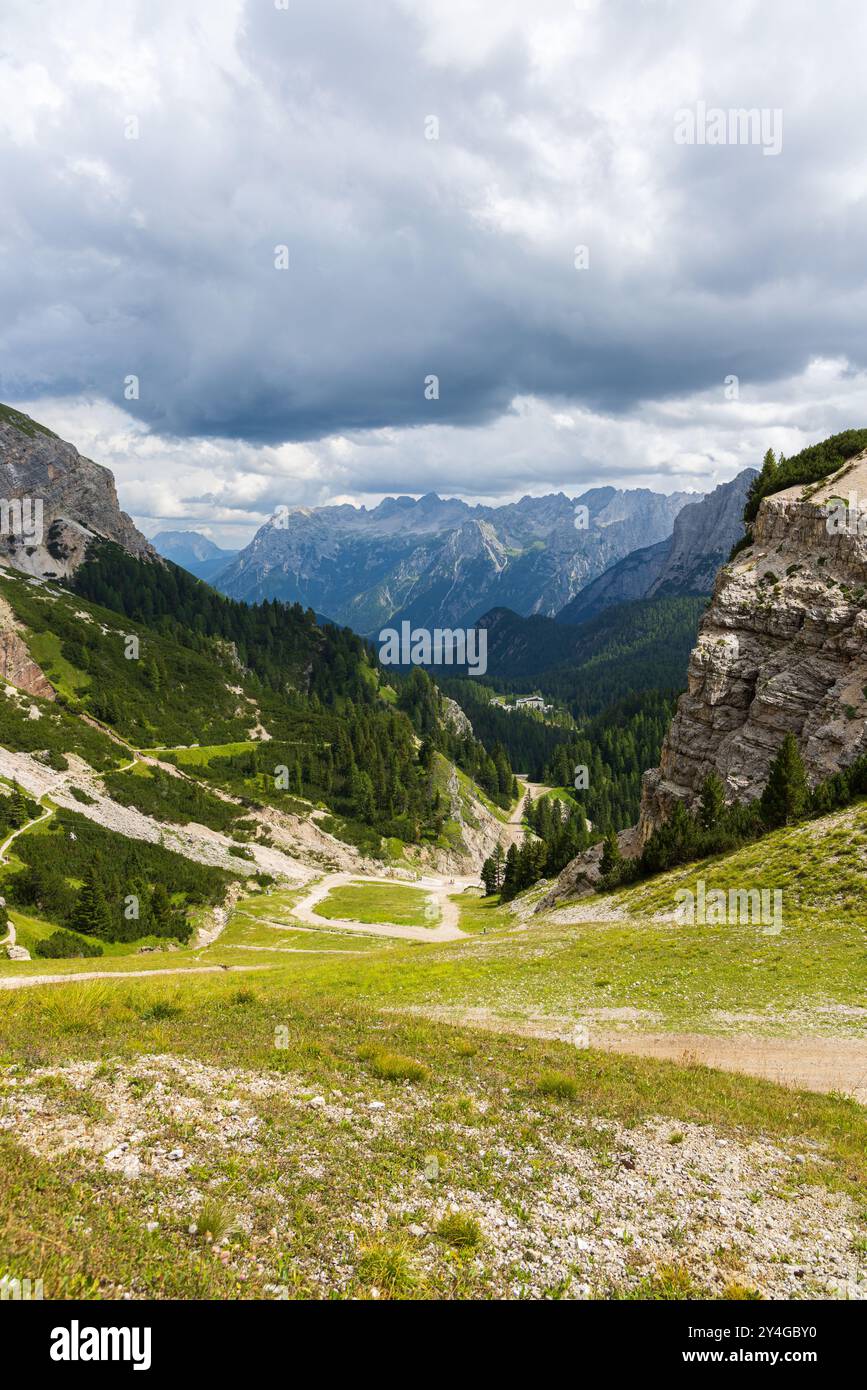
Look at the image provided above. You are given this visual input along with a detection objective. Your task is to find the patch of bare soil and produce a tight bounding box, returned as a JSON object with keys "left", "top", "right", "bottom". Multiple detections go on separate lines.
{"left": 391, "top": 1006, "right": 867, "bottom": 1105}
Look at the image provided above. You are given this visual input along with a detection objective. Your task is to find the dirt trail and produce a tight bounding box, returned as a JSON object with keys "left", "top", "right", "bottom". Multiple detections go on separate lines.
{"left": 292, "top": 871, "right": 474, "bottom": 941}
{"left": 600, "top": 1031, "right": 867, "bottom": 1105}
{"left": 0, "top": 964, "right": 268, "bottom": 991}
{"left": 508, "top": 780, "right": 549, "bottom": 825}
{"left": 1, "top": 805, "right": 56, "bottom": 950}
{"left": 390, "top": 1005, "right": 867, "bottom": 1105}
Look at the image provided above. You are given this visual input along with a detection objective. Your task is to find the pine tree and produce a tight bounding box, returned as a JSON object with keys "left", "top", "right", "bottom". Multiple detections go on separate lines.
{"left": 480, "top": 856, "right": 497, "bottom": 895}
{"left": 71, "top": 864, "right": 113, "bottom": 940}
{"left": 489, "top": 843, "right": 505, "bottom": 891}
{"left": 501, "top": 843, "right": 520, "bottom": 901}
{"left": 8, "top": 781, "right": 29, "bottom": 829}
{"left": 760, "top": 733, "right": 809, "bottom": 827}
{"left": 599, "top": 828, "right": 622, "bottom": 879}
{"left": 150, "top": 882, "right": 177, "bottom": 935}
{"left": 698, "top": 771, "right": 725, "bottom": 829}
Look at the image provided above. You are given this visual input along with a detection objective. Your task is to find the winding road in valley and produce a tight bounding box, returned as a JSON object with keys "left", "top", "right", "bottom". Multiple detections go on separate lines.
{"left": 291, "top": 870, "right": 476, "bottom": 942}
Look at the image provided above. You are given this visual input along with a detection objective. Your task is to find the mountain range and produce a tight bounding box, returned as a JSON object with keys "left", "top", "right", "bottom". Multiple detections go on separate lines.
{"left": 555, "top": 470, "right": 757, "bottom": 625}
{"left": 176, "top": 473, "right": 754, "bottom": 636}
{"left": 213, "top": 487, "right": 693, "bottom": 633}
{"left": 0, "top": 402, "right": 755, "bottom": 717}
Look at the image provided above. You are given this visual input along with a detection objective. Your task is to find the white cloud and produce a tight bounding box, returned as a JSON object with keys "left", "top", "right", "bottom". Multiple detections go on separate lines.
{"left": 2, "top": 0, "right": 867, "bottom": 531}
{"left": 15, "top": 354, "right": 867, "bottom": 543}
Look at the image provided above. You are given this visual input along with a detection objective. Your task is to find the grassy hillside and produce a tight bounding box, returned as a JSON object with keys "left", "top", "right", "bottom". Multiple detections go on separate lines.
{"left": 2, "top": 569, "right": 254, "bottom": 748}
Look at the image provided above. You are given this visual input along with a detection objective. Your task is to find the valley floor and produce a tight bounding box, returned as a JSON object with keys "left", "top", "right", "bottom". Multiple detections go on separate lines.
{"left": 2, "top": 831, "right": 867, "bottom": 1300}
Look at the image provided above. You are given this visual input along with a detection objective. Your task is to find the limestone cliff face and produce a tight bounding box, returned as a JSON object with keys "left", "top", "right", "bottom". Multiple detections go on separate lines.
{"left": 538, "top": 453, "right": 867, "bottom": 908}
{"left": 0, "top": 404, "right": 154, "bottom": 578}
{"left": 648, "top": 468, "right": 757, "bottom": 597}
{"left": 638, "top": 455, "right": 867, "bottom": 839}
{"left": 555, "top": 470, "right": 756, "bottom": 625}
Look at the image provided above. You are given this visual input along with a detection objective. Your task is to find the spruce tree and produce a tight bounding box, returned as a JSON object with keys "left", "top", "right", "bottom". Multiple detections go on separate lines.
{"left": 491, "top": 843, "right": 505, "bottom": 891}
{"left": 760, "top": 733, "right": 809, "bottom": 827}
{"left": 698, "top": 771, "right": 725, "bottom": 829}
{"left": 9, "top": 782, "right": 28, "bottom": 829}
{"left": 745, "top": 446, "right": 779, "bottom": 520}
{"left": 150, "top": 882, "right": 177, "bottom": 935}
{"left": 71, "top": 864, "right": 113, "bottom": 940}
{"left": 501, "top": 843, "right": 520, "bottom": 901}
{"left": 599, "top": 828, "right": 622, "bottom": 880}
{"left": 481, "top": 856, "right": 497, "bottom": 895}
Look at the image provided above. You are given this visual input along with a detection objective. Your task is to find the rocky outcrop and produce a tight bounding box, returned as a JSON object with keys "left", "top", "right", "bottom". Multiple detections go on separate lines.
{"left": 637, "top": 455, "right": 867, "bottom": 839}
{"left": 0, "top": 403, "right": 154, "bottom": 578}
{"left": 536, "top": 825, "right": 642, "bottom": 907}
{"left": 539, "top": 454, "right": 867, "bottom": 908}
{"left": 441, "top": 695, "right": 473, "bottom": 738}
{"left": 0, "top": 594, "right": 54, "bottom": 698}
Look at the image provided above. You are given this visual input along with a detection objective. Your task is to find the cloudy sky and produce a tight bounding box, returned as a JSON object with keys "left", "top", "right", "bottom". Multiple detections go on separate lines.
{"left": 3, "top": 0, "right": 867, "bottom": 545}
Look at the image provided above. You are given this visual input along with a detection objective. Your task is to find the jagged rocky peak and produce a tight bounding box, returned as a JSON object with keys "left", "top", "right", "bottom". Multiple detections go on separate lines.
{"left": 638, "top": 452, "right": 867, "bottom": 840}
{"left": 647, "top": 468, "right": 758, "bottom": 597}
{"left": 0, "top": 402, "right": 154, "bottom": 578}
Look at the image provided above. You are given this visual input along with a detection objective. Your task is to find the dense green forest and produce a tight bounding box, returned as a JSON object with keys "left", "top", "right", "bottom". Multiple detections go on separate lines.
{"left": 59, "top": 545, "right": 517, "bottom": 841}
{"left": 442, "top": 679, "right": 676, "bottom": 818}
{"left": 464, "top": 595, "right": 704, "bottom": 717}
{"left": 476, "top": 690, "right": 679, "bottom": 902}
{"left": 68, "top": 542, "right": 376, "bottom": 703}
{"left": 439, "top": 677, "right": 570, "bottom": 777}
{"left": 6, "top": 811, "right": 233, "bottom": 944}
{"left": 444, "top": 680, "right": 675, "bottom": 832}
{"left": 539, "top": 691, "right": 677, "bottom": 830}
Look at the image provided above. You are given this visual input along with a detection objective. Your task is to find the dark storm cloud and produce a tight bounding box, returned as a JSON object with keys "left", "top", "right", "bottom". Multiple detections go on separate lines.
{"left": 2, "top": 0, "right": 867, "bottom": 454}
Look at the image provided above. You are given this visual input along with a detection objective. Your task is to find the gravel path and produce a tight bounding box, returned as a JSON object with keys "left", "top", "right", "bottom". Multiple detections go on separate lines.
{"left": 0, "top": 964, "right": 268, "bottom": 991}
{"left": 601, "top": 1030, "right": 867, "bottom": 1105}
{"left": 291, "top": 871, "right": 473, "bottom": 941}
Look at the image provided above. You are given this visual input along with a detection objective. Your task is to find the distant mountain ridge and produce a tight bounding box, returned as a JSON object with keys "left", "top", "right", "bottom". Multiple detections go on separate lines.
{"left": 216, "top": 486, "right": 692, "bottom": 632}
{"left": 151, "top": 530, "right": 239, "bottom": 582}
{"left": 556, "top": 469, "right": 757, "bottom": 625}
